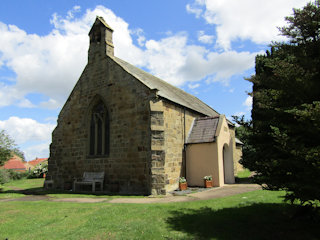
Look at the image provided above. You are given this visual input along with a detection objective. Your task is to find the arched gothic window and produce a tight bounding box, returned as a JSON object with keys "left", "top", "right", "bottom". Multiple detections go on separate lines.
{"left": 89, "top": 100, "right": 109, "bottom": 156}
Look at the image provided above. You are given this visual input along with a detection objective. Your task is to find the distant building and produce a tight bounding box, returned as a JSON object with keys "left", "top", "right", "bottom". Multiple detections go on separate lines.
{"left": 28, "top": 158, "right": 48, "bottom": 168}
{"left": 1, "top": 156, "right": 48, "bottom": 172}
{"left": 1, "top": 155, "right": 27, "bottom": 172}
{"left": 25, "top": 157, "right": 48, "bottom": 172}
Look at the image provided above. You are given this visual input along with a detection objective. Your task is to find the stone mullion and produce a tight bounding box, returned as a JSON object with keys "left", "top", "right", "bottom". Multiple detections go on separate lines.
{"left": 94, "top": 114, "right": 98, "bottom": 155}
{"left": 102, "top": 114, "right": 106, "bottom": 155}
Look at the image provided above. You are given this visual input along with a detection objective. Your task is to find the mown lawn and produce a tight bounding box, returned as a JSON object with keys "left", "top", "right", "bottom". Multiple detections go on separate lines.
{"left": 236, "top": 169, "right": 252, "bottom": 178}
{"left": 0, "top": 179, "right": 319, "bottom": 240}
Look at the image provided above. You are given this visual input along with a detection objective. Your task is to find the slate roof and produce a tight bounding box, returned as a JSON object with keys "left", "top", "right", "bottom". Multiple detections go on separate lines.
{"left": 186, "top": 116, "right": 220, "bottom": 144}
{"left": 112, "top": 56, "right": 220, "bottom": 117}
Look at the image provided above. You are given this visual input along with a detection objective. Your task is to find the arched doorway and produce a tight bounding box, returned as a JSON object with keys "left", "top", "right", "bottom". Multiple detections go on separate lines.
{"left": 223, "top": 143, "right": 234, "bottom": 184}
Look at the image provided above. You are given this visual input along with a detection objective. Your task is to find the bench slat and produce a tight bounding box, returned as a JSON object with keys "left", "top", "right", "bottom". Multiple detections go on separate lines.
{"left": 73, "top": 172, "right": 104, "bottom": 192}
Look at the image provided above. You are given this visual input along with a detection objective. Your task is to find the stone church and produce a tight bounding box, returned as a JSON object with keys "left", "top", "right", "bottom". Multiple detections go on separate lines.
{"left": 47, "top": 17, "right": 238, "bottom": 195}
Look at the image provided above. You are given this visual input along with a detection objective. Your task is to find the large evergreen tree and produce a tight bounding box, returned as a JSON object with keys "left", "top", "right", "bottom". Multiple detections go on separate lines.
{"left": 244, "top": 1, "right": 320, "bottom": 206}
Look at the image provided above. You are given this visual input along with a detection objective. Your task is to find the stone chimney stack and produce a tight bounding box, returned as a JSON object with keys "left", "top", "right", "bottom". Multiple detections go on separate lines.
{"left": 88, "top": 16, "right": 114, "bottom": 62}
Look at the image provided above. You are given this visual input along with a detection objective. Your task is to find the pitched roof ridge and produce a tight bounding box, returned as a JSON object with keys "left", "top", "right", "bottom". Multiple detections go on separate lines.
{"left": 110, "top": 56, "right": 220, "bottom": 117}
{"left": 88, "top": 16, "right": 113, "bottom": 36}
{"left": 28, "top": 157, "right": 48, "bottom": 166}
{"left": 113, "top": 56, "right": 195, "bottom": 96}
{"left": 96, "top": 16, "right": 113, "bottom": 31}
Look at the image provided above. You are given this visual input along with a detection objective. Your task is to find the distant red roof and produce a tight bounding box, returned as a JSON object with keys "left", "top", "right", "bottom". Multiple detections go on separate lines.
{"left": 3, "top": 156, "right": 26, "bottom": 172}
{"left": 28, "top": 158, "right": 48, "bottom": 167}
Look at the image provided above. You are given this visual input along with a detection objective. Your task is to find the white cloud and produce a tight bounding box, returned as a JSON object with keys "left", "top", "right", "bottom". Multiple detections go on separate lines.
{"left": 143, "top": 34, "right": 189, "bottom": 85}
{"left": 17, "top": 99, "right": 36, "bottom": 108}
{"left": 186, "top": 4, "right": 203, "bottom": 18}
{"left": 0, "top": 84, "right": 20, "bottom": 107}
{"left": 0, "top": 117, "right": 56, "bottom": 161}
{"left": 0, "top": 117, "right": 55, "bottom": 145}
{"left": 0, "top": 21, "right": 88, "bottom": 108}
{"left": 0, "top": 5, "right": 144, "bottom": 109}
{"left": 40, "top": 98, "right": 60, "bottom": 109}
{"left": 131, "top": 28, "right": 146, "bottom": 47}
{"left": 233, "top": 112, "right": 246, "bottom": 117}
{"left": 181, "top": 49, "right": 260, "bottom": 85}
{"left": 0, "top": 4, "right": 263, "bottom": 109}
{"left": 188, "top": 0, "right": 310, "bottom": 50}
{"left": 243, "top": 96, "right": 252, "bottom": 110}
{"left": 141, "top": 33, "right": 261, "bottom": 85}
{"left": 198, "top": 31, "right": 214, "bottom": 44}
{"left": 188, "top": 83, "right": 200, "bottom": 89}
{"left": 24, "top": 143, "right": 50, "bottom": 161}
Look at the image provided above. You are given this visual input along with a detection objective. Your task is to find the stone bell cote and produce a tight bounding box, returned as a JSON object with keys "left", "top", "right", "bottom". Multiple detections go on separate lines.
{"left": 88, "top": 16, "right": 114, "bottom": 61}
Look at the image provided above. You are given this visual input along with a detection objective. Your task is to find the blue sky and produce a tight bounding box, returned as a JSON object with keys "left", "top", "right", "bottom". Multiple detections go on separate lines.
{"left": 0, "top": 0, "right": 310, "bottom": 160}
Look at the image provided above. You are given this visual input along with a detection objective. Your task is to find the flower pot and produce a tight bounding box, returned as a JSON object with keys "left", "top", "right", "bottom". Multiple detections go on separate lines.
{"left": 204, "top": 180, "right": 213, "bottom": 188}
{"left": 179, "top": 182, "right": 187, "bottom": 191}
{"left": 43, "top": 173, "right": 46, "bottom": 178}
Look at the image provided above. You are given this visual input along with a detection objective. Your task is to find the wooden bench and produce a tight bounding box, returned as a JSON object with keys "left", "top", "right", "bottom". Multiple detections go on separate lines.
{"left": 73, "top": 172, "right": 104, "bottom": 192}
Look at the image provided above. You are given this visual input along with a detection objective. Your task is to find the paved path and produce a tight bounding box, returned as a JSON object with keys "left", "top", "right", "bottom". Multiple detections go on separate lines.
{"left": 109, "top": 184, "right": 261, "bottom": 204}
{"left": 0, "top": 184, "right": 261, "bottom": 204}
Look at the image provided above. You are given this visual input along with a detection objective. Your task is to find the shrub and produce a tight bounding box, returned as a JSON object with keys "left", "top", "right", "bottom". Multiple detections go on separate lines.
{"left": 28, "top": 163, "right": 48, "bottom": 179}
{"left": 0, "top": 169, "right": 10, "bottom": 184}
{"left": 8, "top": 169, "right": 28, "bottom": 180}
{"left": 0, "top": 169, "right": 29, "bottom": 184}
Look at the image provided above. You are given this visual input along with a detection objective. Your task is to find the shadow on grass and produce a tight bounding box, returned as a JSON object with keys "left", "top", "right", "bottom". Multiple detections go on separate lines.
{"left": 235, "top": 176, "right": 254, "bottom": 184}
{"left": 167, "top": 203, "right": 320, "bottom": 240}
{"left": 1, "top": 187, "right": 61, "bottom": 196}
{"left": 0, "top": 186, "right": 146, "bottom": 197}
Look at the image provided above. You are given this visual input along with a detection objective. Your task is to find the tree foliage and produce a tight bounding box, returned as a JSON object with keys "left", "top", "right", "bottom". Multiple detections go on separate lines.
{"left": 244, "top": 1, "right": 320, "bottom": 206}
{"left": 0, "top": 130, "right": 16, "bottom": 166}
{"left": 13, "top": 148, "right": 25, "bottom": 162}
{"left": 232, "top": 115, "right": 256, "bottom": 169}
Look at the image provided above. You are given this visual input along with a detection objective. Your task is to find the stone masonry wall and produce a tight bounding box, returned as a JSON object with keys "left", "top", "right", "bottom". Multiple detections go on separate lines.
{"left": 149, "top": 99, "right": 204, "bottom": 194}
{"left": 229, "top": 127, "right": 240, "bottom": 175}
{"left": 162, "top": 101, "right": 203, "bottom": 193}
{"left": 234, "top": 146, "right": 244, "bottom": 174}
{"left": 48, "top": 54, "right": 153, "bottom": 194}
{"left": 149, "top": 100, "right": 166, "bottom": 195}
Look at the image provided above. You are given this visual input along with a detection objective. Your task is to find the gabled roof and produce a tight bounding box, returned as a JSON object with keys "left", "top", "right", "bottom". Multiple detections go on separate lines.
{"left": 89, "top": 16, "right": 113, "bottom": 35}
{"left": 186, "top": 116, "right": 220, "bottom": 144}
{"left": 28, "top": 158, "right": 48, "bottom": 167}
{"left": 112, "top": 56, "right": 220, "bottom": 117}
{"left": 3, "top": 157, "right": 26, "bottom": 170}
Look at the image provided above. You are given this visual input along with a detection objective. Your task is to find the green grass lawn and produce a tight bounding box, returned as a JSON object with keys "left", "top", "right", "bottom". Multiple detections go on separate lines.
{"left": 0, "top": 178, "right": 45, "bottom": 199}
{"left": 236, "top": 169, "right": 252, "bottom": 178}
{"left": 0, "top": 179, "right": 319, "bottom": 240}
